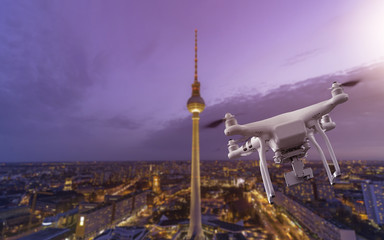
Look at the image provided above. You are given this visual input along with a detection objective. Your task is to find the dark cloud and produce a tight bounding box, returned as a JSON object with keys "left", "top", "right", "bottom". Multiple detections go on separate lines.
{"left": 105, "top": 115, "right": 141, "bottom": 130}
{"left": 0, "top": 2, "right": 113, "bottom": 161}
{"left": 0, "top": 2, "right": 110, "bottom": 136}
{"left": 91, "top": 52, "right": 111, "bottom": 80}
{"left": 282, "top": 48, "right": 323, "bottom": 67}
{"left": 0, "top": 3, "right": 93, "bottom": 115}
{"left": 133, "top": 38, "right": 159, "bottom": 67}
{"left": 136, "top": 62, "right": 384, "bottom": 161}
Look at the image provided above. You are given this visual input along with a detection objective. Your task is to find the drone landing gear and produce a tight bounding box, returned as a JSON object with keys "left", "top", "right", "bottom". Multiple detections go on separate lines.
{"left": 315, "top": 121, "right": 341, "bottom": 177}
{"left": 308, "top": 130, "right": 336, "bottom": 185}
{"left": 256, "top": 138, "right": 275, "bottom": 204}
{"left": 284, "top": 157, "right": 313, "bottom": 187}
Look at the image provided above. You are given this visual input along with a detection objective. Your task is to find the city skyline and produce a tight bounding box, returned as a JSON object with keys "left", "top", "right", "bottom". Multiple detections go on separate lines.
{"left": 1, "top": 0, "right": 384, "bottom": 162}
{"left": 2, "top": 159, "right": 384, "bottom": 239}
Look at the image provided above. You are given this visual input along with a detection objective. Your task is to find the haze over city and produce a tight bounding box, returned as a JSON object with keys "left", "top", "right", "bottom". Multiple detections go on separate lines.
{"left": 1, "top": 0, "right": 384, "bottom": 162}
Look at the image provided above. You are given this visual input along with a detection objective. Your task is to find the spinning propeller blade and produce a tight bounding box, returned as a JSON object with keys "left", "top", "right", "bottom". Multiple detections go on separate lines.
{"left": 340, "top": 79, "right": 360, "bottom": 87}
{"left": 206, "top": 119, "right": 225, "bottom": 128}
{"left": 205, "top": 113, "right": 242, "bottom": 128}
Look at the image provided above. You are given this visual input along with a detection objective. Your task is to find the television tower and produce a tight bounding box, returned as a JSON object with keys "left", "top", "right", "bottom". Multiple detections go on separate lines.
{"left": 186, "top": 29, "right": 205, "bottom": 240}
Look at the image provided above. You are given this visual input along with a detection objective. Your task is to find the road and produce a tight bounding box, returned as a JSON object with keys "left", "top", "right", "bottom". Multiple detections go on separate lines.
{"left": 251, "top": 190, "right": 312, "bottom": 240}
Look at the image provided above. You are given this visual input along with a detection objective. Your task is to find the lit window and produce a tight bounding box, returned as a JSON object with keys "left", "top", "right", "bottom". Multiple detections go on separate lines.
{"left": 80, "top": 216, "right": 84, "bottom": 226}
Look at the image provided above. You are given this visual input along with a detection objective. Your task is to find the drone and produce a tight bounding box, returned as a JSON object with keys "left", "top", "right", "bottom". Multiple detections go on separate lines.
{"left": 208, "top": 81, "right": 358, "bottom": 203}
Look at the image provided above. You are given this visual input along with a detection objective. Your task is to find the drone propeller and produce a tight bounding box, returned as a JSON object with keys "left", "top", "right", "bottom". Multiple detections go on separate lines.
{"left": 205, "top": 113, "right": 242, "bottom": 128}
{"left": 330, "top": 79, "right": 361, "bottom": 90}
{"left": 340, "top": 79, "right": 360, "bottom": 87}
{"left": 206, "top": 119, "right": 225, "bottom": 128}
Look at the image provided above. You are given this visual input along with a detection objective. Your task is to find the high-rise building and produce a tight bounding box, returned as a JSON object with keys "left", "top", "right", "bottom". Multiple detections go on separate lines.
{"left": 63, "top": 178, "right": 73, "bottom": 191}
{"left": 153, "top": 175, "right": 161, "bottom": 194}
{"left": 186, "top": 29, "right": 206, "bottom": 240}
{"left": 274, "top": 191, "right": 356, "bottom": 240}
{"left": 362, "top": 181, "right": 384, "bottom": 225}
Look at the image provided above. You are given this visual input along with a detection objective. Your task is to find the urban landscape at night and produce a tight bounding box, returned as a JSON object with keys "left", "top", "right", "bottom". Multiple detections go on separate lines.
{"left": 1, "top": 160, "right": 384, "bottom": 239}
{"left": 1, "top": 0, "right": 384, "bottom": 240}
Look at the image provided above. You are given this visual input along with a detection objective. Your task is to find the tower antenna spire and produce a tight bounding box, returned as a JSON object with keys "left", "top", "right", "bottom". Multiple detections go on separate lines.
{"left": 194, "top": 29, "right": 198, "bottom": 83}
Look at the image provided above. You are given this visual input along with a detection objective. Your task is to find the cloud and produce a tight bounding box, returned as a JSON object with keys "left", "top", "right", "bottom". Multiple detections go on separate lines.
{"left": 1, "top": 11, "right": 85, "bottom": 97}
{"left": 0, "top": 2, "right": 107, "bottom": 135}
{"left": 133, "top": 38, "right": 159, "bottom": 67}
{"left": 105, "top": 115, "right": 141, "bottom": 130}
{"left": 0, "top": 2, "right": 114, "bottom": 161}
{"left": 282, "top": 48, "right": 323, "bottom": 67}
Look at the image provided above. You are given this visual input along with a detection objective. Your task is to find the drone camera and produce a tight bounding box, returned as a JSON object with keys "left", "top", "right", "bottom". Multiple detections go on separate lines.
{"left": 284, "top": 157, "right": 314, "bottom": 186}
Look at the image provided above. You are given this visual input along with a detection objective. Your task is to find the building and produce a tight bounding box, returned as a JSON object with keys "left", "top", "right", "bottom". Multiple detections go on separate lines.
{"left": 362, "top": 181, "right": 384, "bottom": 225}
{"left": 76, "top": 202, "right": 113, "bottom": 239}
{"left": 186, "top": 29, "right": 206, "bottom": 240}
{"left": 274, "top": 191, "right": 356, "bottom": 240}
{"left": 153, "top": 175, "right": 161, "bottom": 194}
{"left": 314, "top": 183, "right": 335, "bottom": 201}
{"left": 42, "top": 207, "right": 78, "bottom": 229}
{"left": 63, "top": 178, "right": 73, "bottom": 191}
{"left": 32, "top": 191, "right": 83, "bottom": 216}
{"left": 75, "top": 190, "right": 148, "bottom": 239}
{"left": 157, "top": 216, "right": 253, "bottom": 240}
{"left": 0, "top": 206, "right": 30, "bottom": 238}
{"left": 213, "top": 233, "right": 247, "bottom": 240}
{"left": 284, "top": 181, "right": 335, "bottom": 203}
{"left": 94, "top": 226, "right": 148, "bottom": 240}
{"left": 18, "top": 228, "right": 72, "bottom": 240}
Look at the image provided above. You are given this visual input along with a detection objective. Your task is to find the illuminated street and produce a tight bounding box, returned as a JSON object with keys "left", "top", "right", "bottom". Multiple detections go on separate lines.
{"left": 251, "top": 190, "right": 312, "bottom": 240}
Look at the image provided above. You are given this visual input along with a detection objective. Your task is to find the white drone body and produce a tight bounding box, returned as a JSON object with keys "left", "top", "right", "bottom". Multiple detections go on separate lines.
{"left": 224, "top": 82, "right": 349, "bottom": 203}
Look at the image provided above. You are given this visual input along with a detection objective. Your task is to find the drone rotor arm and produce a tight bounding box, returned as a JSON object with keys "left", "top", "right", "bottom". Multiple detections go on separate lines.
{"left": 234, "top": 136, "right": 251, "bottom": 144}
{"left": 227, "top": 137, "right": 257, "bottom": 159}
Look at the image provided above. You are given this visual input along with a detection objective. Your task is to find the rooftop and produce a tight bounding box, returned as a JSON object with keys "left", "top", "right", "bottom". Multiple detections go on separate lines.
{"left": 18, "top": 228, "right": 71, "bottom": 240}
{"left": 214, "top": 233, "right": 247, "bottom": 240}
{"left": 94, "top": 226, "right": 148, "bottom": 240}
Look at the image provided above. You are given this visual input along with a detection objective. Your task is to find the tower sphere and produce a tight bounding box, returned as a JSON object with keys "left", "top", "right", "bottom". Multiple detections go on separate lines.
{"left": 187, "top": 95, "right": 205, "bottom": 113}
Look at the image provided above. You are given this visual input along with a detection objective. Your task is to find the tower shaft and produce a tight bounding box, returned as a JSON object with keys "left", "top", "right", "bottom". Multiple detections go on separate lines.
{"left": 187, "top": 112, "right": 204, "bottom": 239}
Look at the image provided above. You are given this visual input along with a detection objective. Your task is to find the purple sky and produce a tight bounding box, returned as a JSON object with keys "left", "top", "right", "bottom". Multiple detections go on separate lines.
{"left": 0, "top": 1, "right": 383, "bottom": 162}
